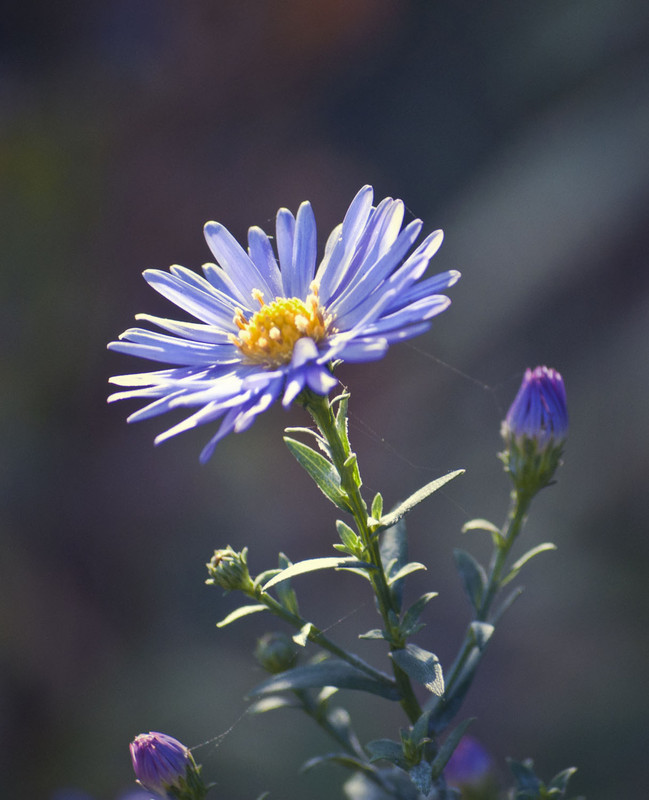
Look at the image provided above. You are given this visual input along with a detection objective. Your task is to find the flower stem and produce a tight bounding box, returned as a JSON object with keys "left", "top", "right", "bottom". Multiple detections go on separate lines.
{"left": 301, "top": 390, "right": 422, "bottom": 724}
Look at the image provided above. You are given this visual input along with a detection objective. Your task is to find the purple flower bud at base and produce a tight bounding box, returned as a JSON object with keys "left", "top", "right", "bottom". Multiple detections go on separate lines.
{"left": 130, "top": 732, "right": 205, "bottom": 799}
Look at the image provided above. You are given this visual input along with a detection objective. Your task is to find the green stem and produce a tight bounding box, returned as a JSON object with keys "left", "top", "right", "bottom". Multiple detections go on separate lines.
{"left": 301, "top": 390, "right": 422, "bottom": 724}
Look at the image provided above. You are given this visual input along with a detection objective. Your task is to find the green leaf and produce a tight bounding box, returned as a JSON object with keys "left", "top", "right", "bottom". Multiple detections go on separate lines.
{"left": 284, "top": 436, "right": 350, "bottom": 510}
{"left": 548, "top": 767, "right": 578, "bottom": 793}
{"left": 365, "top": 739, "right": 407, "bottom": 768}
{"left": 387, "top": 562, "right": 427, "bottom": 586}
{"left": 275, "top": 552, "right": 299, "bottom": 615}
{"left": 336, "top": 519, "right": 361, "bottom": 554}
{"left": 301, "top": 753, "right": 375, "bottom": 775}
{"left": 391, "top": 644, "right": 444, "bottom": 696}
{"left": 502, "top": 543, "right": 557, "bottom": 586}
{"left": 508, "top": 759, "right": 543, "bottom": 793}
{"left": 248, "top": 660, "right": 400, "bottom": 701}
{"left": 462, "top": 518, "right": 505, "bottom": 547}
{"left": 409, "top": 761, "right": 433, "bottom": 796}
{"left": 493, "top": 586, "right": 525, "bottom": 624}
{"left": 378, "top": 470, "right": 464, "bottom": 530}
{"left": 293, "top": 622, "right": 314, "bottom": 647}
{"left": 216, "top": 604, "right": 267, "bottom": 628}
{"left": 380, "top": 518, "right": 408, "bottom": 610}
{"left": 358, "top": 629, "right": 386, "bottom": 640}
{"left": 248, "top": 695, "right": 298, "bottom": 714}
{"left": 401, "top": 592, "right": 438, "bottom": 636}
{"left": 470, "top": 620, "right": 494, "bottom": 650}
{"left": 262, "top": 556, "right": 375, "bottom": 591}
{"left": 430, "top": 717, "right": 475, "bottom": 779}
{"left": 371, "top": 492, "right": 384, "bottom": 520}
{"left": 453, "top": 549, "right": 487, "bottom": 612}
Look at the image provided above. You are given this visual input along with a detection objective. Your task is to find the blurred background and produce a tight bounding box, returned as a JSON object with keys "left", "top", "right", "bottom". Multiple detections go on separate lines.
{"left": 2, "top": 1, "right": 648, "bottom": 798}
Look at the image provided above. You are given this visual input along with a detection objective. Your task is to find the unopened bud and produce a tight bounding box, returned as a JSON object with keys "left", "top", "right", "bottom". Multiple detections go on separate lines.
{"left": 129, "top": 732, "right": 206, "bottom": 800}
{"left": 206, "top": 545, "right": 254, "bottom": 592}
{"left": 254, "top": 632, "right": 298, "bottom": 674}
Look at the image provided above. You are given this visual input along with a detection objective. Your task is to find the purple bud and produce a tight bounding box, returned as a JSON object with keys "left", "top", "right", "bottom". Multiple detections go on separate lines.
{"left": 500, "top": 366, "right": 568, "bottom": 493}
{"left": 444, "top": 735, "right": 493, "bottom": 787}
{"left": 503, "top": 366, "right": 568, "bottom": 446}
{"left": 129, "top": 732, "right": 191, "bottom": 797}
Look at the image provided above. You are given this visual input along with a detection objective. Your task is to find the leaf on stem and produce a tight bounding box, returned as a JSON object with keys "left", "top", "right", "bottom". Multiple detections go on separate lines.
{"left": 262, "top": 556, "right": 375, "bottom": 591}
{"left": 216, "top": 604, "right": 267, "bottom": 627}
{"left": 387, "top": 562, "right": 427, "bottom": 586}
{"left": 380, "top": 519, "right": 408, "bottom": 611}
{"left": 301, "top": 753, "right": 376, "bottom": 775}
{"left": 453, "top": 549, "right": 487, "bottom": 613}
{"left": 430, "top": 717, "right": 475, "bottom": 779}
{"left": 248, "top": 695, "right": 298, "bottom": 714}
{"left": 461, "top": 518, "right": 505, "bottom": 548}
{"left": 365, "top": 739, "right": 408, "bottom": 769}
{"left": 284, "top": 436, "right": 351, "bottom": 511}
{"left": 501, "top": 543, "right": 557, "bottom": 586}
{"left": 248, "top": 660, "right": 400, "bottom": 701}
{"left": 400, "top": 592, "right": 438, "bottom": 637}
{"left": 378, "top": 470, "right": 464, "bottom": 530}
{"left": 390, "top": 643, "right": 445, "bottom": 696}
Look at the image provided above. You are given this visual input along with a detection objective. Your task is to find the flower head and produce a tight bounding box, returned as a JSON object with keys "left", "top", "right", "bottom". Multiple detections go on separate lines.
{"left": 500, "top": 366, "right": 568, "bottom": 493}
{"left": 108, "top": 186, "right": 459, "bottom": 461}
{"left": 205, "top": 545, "right": 254, "bottom": 593}
{"left": 444, "top": 736, "right": 493, "bottom": 788}
{"left": 129, "top": 732, "right": 204, "bottom": 799}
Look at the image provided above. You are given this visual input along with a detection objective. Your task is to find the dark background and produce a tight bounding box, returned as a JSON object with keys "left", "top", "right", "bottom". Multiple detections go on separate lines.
{"left": 2, "top": 2, "right": 648, "bottom": 798}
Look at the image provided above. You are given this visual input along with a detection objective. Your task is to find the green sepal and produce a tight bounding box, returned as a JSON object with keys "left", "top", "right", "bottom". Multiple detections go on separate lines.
{"left": 462, "top": 518, "right": 505, "bottom": 548}
{"left": 453, "top": 548, "right": 487, "bottom": 612}
{"left": 248, "top": 659, "right": 400, "bottom": 701}
{"left": 430, "top": 717, "right": 475, "bottom": 779}
{"left": 501, "top": 543, "right": 557, "bottom": 586}
{"left": 284, "top": 436, "right": 351, "bottom": 511}
{"left": 262, "top": 556, "right": 375, "bottom": 591}
{"left": 248, "top": 695, "right": 298, "bottom": 713}
{"left": 365, "top": 739, "right": 408, "bottom": 769}
{"left": 400, "top": 592, "right": 438, "bottom": 637}
{"left": 378, "top": 469, "right": 465, "bottom": 530}
{"left": 391, "top": 643, "right": 444, "bottom": 696}
{"left": 216, "top": 604, "right": 267, "bottom": 628}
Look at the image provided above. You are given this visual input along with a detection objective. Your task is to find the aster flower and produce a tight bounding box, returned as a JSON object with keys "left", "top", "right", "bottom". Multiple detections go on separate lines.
{"left": 108, "top": 185, "right": 460, "bottom": 461}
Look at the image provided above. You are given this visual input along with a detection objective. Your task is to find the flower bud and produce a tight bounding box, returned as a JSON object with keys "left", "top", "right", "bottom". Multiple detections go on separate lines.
{"left": 254, "top": 632, "right": 298, "bottom": 673}
{"left": 444, "top": 735, "right": 494, "bottom": 789}
{"left": 206, "top": 545, "right": 254, "bottom": 592}
{"left": 500, "top": 366, "right": 568, "bottom": 494}
{"left": 129, "top": 732, "right": 205, "bottom": 799}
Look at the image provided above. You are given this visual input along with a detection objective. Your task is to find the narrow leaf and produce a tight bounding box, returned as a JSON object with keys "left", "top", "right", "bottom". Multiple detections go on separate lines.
{"left": 502, "top": 543, "right": 557, "bottom": 586}
{"left": 248, "top": 696, "right": 297, "bottom": 714}
{"left": 293, "top": 622, "right": 314, "bottom": 647}
{"left": 470, "top": 620, "right": 494, "bottom": 650}
{"left": 248, "top": 660, "right": 399, "bottom": 700}
{"left": 365, "top": 739, "right": 407, "bottom": 768}
{"left": 358, "top": 629, "right": 386, "bottom": 640}
{"left": 391, "top": 644, "right": 445, "bottom": 696}
{"left": 401, "top": 592, "right": 438, "bottom": 634}
{"left": 379, "top": 470, "right": 464, "bottom": 529}
{"left": 301, "top": 753, "right": 375, "bottom": 775}
{"left": 493, "top": 586, "right": 525, "bottom": 624}
{"left": 216, "top": 604, "right": 267, "bottom": 628}
{"left": 371, "top": 492, "right": 384, "bottom": 520}
{"left": 336, "top": 519, "right": 361, "bottom": 553}
{"left": 453, "top": 549, "right": 487, "bottom": 612}
{"left": 380, "top": 519, "right": 408, "bottom": 610}
{"left": 387, "top": 562, "right": 427, "bottom": 586}
{"left": 262, "top": 556, "right": 374, "bottom": 590}
{"left": 284, "top": 436, "right": 350, "bottom": 510}
{"left": 430, "top": 717, "right": 475, "bottom": 779}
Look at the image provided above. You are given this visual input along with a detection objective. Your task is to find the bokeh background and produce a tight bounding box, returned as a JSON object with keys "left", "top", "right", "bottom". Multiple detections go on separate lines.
{"left": 2, "top": 1, "right": 648, "bottom": 798}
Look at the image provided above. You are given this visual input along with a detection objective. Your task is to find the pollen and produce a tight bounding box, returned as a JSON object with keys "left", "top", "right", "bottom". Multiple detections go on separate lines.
{"left": 231, "top": 284, "right": 329, "bottom": 366}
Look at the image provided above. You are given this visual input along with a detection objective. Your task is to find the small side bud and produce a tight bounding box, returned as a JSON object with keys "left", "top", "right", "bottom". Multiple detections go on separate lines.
{"left": 444, "top": 736, "right": 494, "bottom": 790}
{"left": 254, "top": 632, "right": 298, "bottom": 673}
{"left": 129, "top": 731, "right": 206, "bottom": 800}
{"left": 500, "top": 366, "right": 568, "bottom": 495}
{"left": 206, "top": 545, "right": 254, "bottom": 593}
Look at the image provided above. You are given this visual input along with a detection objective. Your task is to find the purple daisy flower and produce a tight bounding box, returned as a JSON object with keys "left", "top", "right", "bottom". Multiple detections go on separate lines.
{"left": 129, "top": 732, "right": 193, "bottom": 798}
{"left": 108, "top": 185, "right": 460, "bottom": 461}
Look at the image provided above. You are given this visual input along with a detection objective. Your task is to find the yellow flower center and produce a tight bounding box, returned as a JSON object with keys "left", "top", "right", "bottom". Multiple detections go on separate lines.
{"left": 231, "top": 284, "right": 329, "bottom": 366}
